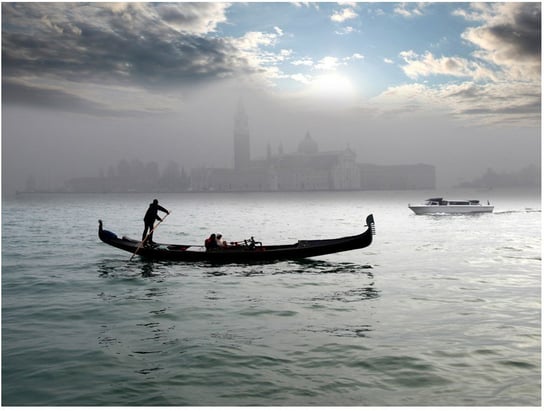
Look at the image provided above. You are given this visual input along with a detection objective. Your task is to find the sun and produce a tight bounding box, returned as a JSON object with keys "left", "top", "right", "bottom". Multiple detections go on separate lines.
{"left": 309, "top": 73, "right": 357, "bottom": 99}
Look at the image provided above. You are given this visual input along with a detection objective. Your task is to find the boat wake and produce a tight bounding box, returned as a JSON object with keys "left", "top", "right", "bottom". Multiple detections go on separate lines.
{"left": 495, "top": 209, "right": 541, "bottom": 215}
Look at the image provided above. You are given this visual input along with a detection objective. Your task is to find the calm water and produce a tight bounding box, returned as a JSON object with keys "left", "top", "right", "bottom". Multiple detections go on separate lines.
{"left": 2, "top": 189, "right": 541, "bottom": 406}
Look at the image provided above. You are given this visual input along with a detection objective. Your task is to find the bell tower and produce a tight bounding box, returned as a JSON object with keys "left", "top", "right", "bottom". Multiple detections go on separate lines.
{"left": 233, "top": 99, "right": 250, "bottom": 170}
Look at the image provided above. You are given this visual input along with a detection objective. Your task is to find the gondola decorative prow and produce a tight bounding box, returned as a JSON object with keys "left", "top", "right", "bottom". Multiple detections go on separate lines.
{"left": 366, "top": 214, "right": 376, "bottom": 236}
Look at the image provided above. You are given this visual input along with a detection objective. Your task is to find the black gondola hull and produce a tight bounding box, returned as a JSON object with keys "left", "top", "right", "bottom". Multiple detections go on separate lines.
{"left": 98, "top": 214, "right": 375, "bottom": 263}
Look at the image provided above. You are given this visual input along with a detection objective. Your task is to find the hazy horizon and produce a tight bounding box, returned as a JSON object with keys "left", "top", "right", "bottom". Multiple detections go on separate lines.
{"left": 2, "top": 2, "right": 541, "bottom": 196}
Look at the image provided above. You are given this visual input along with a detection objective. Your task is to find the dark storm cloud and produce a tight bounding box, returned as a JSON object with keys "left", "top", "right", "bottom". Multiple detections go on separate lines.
{"left": 2, "top": 3, "right": 251, "bottom": 109}
{"left": 511, "top": 3, "right": 541, "bottom": 55}
{"left": 154, "top": 3, "right": 215, "bottom": 29}
{"left": 489, "top": 5, "right": 541, "bottom": 59}
{"left": 462, "top": 2, "right": 541, "bottom": 79}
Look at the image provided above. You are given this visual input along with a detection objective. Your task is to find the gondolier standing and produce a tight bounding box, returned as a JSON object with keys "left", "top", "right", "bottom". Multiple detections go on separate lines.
{"left": 142, "top": 199, "right": 169, "bottom": 245}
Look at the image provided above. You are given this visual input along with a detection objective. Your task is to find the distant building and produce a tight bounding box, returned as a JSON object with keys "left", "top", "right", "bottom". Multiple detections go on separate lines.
{"left": 272, "top": 135, "right": 360, "bottom": 191}
{"left": 190, "top": 107, "right": 361, "bottom": 192}
{"left": 65, "top": 176, "right": 110, "bottom": 193}
{"left": 189, "top": 102, "right": 436, "bottom": 192}
{"left": 234, "top": 99, "right": 251, "bottom": 170}
{"left": 457, "top": 164, "right": 541, "bottom": 188}
{"left": 190, "top": 166, "right": 273, "bottom": 192}
{"left": 190, "top": 102, "right": 276, "bottom": 191}
{"left": 64, "top": 160, "right": 189, "bottom": 193}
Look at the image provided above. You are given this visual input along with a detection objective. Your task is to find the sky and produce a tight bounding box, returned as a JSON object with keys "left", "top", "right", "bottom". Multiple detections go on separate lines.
{"left": 2, "top": 2, "right": 541, "bottom": 194}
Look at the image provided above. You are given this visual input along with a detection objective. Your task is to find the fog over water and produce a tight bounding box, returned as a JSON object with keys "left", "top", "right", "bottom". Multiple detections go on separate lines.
{"left": 2, "top": 3, "right": 541, "bottom": 196}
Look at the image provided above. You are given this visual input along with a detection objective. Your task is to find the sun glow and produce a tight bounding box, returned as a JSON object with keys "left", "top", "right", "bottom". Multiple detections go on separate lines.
{"left": 308, "top": 73, "right": 357, "bottom": 100}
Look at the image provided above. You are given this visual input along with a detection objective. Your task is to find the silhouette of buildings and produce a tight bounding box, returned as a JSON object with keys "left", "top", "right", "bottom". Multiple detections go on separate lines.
{"left": 190, "top": 102, "right": 435, "bottom": 192}
{"left": 457, "top": 165, "right": 541, "bottom": 188}
{"left": 58, "top": 101, "right": 436, "bottom": 193}
{"left": 64, "top": 160, "right": 190, "bottom": 193}
{"left": 234, "top": 99, "right": 251, "bottom": 171}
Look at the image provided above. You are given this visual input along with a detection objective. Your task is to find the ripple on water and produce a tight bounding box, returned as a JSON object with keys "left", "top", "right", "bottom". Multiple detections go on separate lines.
{"left": 307, "top": 324, "right": 374, "bottom": 338}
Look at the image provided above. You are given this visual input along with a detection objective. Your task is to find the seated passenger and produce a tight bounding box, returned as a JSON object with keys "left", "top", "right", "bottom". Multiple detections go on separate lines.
{"left": 216, "top": 233, "right": 228, "bottom": 248}
{"left": 205, "top": 233, "right": 219, "bottom": 250}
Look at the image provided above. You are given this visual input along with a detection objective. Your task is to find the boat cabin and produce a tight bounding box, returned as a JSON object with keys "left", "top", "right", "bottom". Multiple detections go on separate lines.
{"left": 424, "top": 198, "right": 481, "bottom": 206}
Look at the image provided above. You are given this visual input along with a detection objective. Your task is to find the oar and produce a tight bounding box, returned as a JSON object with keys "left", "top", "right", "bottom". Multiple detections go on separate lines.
{"left": 129, "top": 212, "right": 170, "bottom": 261}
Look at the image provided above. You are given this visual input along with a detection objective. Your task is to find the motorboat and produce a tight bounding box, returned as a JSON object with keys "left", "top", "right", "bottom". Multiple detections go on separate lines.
{"left": 408, "top": 198, "right": 493, "bottom": 215}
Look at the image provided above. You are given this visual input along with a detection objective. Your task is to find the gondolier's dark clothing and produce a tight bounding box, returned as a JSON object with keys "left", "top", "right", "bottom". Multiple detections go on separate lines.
{"left": 142, "top": 201, "right": 168, "bottom": 243}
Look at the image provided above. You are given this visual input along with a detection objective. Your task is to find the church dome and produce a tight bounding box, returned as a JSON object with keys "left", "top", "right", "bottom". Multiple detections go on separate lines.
{"left": 297, "top": 131, "right": 318, "bottom": 154}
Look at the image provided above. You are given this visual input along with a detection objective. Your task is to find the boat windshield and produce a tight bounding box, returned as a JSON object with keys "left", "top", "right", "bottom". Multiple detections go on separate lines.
{"left": 425, "top": 198, "right": 444, "bottom": 205}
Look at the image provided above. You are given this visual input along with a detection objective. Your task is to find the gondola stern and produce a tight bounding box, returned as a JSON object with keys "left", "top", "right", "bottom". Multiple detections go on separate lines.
{"left": 98, "top": 220, "right": 120, "bottom": 243}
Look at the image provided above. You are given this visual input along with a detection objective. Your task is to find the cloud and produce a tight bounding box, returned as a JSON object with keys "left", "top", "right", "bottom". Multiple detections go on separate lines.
{"left": 292, "top": 58, "right": 314, "bottom": 67}
{"left": 1, "top": 3, "right": 270, "bottom": 111}
{"left": 289, "top": 73, "right": 312, "bottom": 85}
{"left": 346, "top": 53, "right": 364, "bottom": 61}
{"left": 2, "top": 80, "right": 110, "bottom": 115}
{"left": 395, "top": 2, "right": 541, "bottom": 127}
{"left": 399, "top": 51, "right": 496, "bottom": 81}
{"left": 154, "top": 3, "right": 228, "bottom": 34}
{"left": 447, "top": 82, "right": 541, "bottom": 127}
{"left": 337, "top": 2, "right": 359, "bottom": 7}
{"left": 335, "top": 26, "right": 358, "bottom": 35}
{"left": 394, "top": 3, "right": 428, "bottom": 18}
{"left": 331, "top": 7, "right": 358, "bottom": 23}
{"left": 457, "top": 3, "right": 541, "bottom": 80}
{"left": 1, "top": 78, "right": 177, "bottom": 117}
{"left": 371, "top": 80, "right": 540, "bottom": 126}
{"left": 234, "top": 31, "right": 280, "bottom": 50}
{"left": 291, "top": 53, "right": 361, "bottom": 71}
{"left": 315, "top": 56, "right": 342, "bottom": 71}
{"left": 230, "top": 29, "right": 289, "bottom": 84}
{"left": 292, "top": 2, "right": 320, "bottom": 10}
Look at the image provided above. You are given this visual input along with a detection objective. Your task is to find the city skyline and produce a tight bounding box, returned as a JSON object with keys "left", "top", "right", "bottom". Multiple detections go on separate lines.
{"left": 2, "top": 2, "right": 541, "bottom": 195}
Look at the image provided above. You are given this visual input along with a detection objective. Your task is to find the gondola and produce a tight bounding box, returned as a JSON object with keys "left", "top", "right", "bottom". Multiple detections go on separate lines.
{"left": 98, "top": 214, "right": 375, "bottom": 263}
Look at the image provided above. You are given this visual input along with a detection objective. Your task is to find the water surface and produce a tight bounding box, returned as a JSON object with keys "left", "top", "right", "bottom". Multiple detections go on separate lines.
{"left": 2, "top": 188, "right": 541, "bottom": 405}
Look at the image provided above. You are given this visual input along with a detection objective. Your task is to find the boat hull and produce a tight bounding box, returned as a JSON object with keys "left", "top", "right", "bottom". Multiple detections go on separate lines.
{"left": 409, "top": 205, "right": 494, "bottom": 215}
{"left": 98, "top": 215, "right": 375, "bottom": 263}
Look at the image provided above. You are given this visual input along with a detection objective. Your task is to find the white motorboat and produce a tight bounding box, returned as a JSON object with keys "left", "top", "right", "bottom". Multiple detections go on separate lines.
{"left": 408, "top": 198, "right": 494, "bottom": 215}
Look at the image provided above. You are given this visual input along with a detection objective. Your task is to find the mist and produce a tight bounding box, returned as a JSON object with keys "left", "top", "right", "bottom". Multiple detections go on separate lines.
{"left": 2, "top": 2, "right": 541, "bottom": 196}
{"left": 3, "top": 85, "right": 540, "bottom": 196}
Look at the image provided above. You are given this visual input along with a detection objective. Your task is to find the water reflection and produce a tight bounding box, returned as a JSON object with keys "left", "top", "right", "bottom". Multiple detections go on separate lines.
{"left": 97, "top": 259, "right": 173, "bottom": 279}
{"left": 98, "top": 257, "right": 375, "bottom": 280}
{"left": 203, "top": 259, "right": 375, "bottom": 277}
{"left": 330, "top": 286, "right": 380, "bottom": 302}
{"left": 97, "top": 259, "right": 123, "bottom": 278}
{"left": 140, "top": 261, "right": 155, "bottom": 278}
{"left": 304, "top": 323, "right": 375, "bottom": 339}
{"left": 311, "top": 283, "right": 380, "bottom": 304}
{"left": 328, "top": 324, "right": 374, "bottom": 338}
{"left": 288, "top": 259, "right": 374, "bottom": 274}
